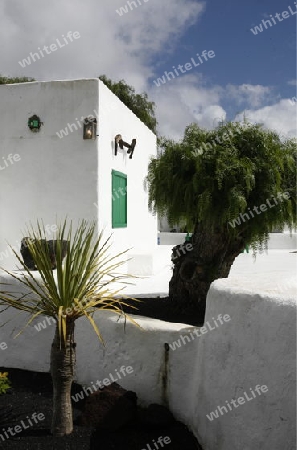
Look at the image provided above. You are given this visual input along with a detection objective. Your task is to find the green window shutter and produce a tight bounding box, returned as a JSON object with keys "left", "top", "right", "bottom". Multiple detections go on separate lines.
{"left": 112, "top": 170, "right": 127, "bottom": 228}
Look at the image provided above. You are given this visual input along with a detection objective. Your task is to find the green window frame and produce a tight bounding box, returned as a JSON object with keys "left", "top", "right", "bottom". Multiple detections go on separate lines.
{"left": 112, "top": 170, "right": 127, "bottom": 228}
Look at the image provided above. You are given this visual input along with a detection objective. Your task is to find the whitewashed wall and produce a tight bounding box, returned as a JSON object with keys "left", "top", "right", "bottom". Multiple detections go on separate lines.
{"left": 0, "top": 79, "right": 157, "bottom": 271}
{"left": 0, "top": 271, "right": 295, "bottom": 450}
{"left": 189, "top": 280, "right": 296, "bottom": 450}
{"left": 0, "top": 80, "right": 99, "bottom": 269}
{"left": 159, "top": 232, "right": 297, "bottom": 249}
{"left": 97, "top": 81, "right": 157, "bottom": 259}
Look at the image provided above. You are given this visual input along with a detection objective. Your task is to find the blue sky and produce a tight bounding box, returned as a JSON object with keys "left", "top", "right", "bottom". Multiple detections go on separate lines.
{"left": 181, "top": 0, "right": 296, "bottom": 88}
{"left": 149, "top": 0, "right": 296, "bottom": 125}
{"left": 1, "top": 0, "right": 296, "bottom": 138}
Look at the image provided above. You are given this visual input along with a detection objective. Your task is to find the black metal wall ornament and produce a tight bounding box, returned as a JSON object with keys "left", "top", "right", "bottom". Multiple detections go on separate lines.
{"left": 114, "top": 134, "right": 136, "bottom": 159}
{"left": 28, "top": 114, "right": 43, "bottom": 132}
{"left": 114, "top": 134, "right": 122, "bottom": 155}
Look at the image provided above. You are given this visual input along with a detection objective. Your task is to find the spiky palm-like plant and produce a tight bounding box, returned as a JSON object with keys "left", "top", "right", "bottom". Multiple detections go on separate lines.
{"left": 0, "top": 219, "right": 139, "bottom": 436}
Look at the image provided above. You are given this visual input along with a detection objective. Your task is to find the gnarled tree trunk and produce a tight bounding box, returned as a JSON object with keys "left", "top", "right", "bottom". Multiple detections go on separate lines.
{"left": 50, "top": 321, "right": 76, "bottom": 436}
{"left": 169, "top": 224, "right": 244, "bottom": 324}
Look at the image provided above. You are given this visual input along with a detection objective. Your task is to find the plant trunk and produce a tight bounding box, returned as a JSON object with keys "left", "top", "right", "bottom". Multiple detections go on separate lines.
{"left": 50, "top": 321, "right": 76, "bottom": 436}
{"left": 169, "top": 224, "right": 244, "bottom": 324}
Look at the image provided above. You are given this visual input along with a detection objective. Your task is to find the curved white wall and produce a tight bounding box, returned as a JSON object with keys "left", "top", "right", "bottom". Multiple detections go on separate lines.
{"left": 0, "top": 271, "right": 296, "bottom": 450}
{"left": 189, "top": 280, "right": 296, "bottom": 450}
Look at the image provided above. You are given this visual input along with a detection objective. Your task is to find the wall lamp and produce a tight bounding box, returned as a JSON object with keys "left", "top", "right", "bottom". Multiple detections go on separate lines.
{"left": 114, "top": 134, "right": 136, "bottom": 159}
{"left": 83, "top": 117, "right": 97, "bottom": 139}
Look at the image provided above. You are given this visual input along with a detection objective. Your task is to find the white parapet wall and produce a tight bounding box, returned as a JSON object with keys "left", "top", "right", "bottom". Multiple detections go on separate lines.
{"left": 0, "top": 270, "right": 296, "bottom": 450}
{"left": 267, "top": 232, "right": 297, "bottom": 249}
{"left": 188, "top": 280, "right": 296, "bottom": 450}
{"left": 158, "top": 232, "right": 297, "bottom": 249}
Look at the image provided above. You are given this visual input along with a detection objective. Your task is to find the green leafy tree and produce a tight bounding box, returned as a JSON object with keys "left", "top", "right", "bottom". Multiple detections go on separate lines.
{"left": 0, "top": 75, "right": 35, "bottom": 84}
{"left": 0, "top": 219, "right": 139, "bottom": 436}
{"left": 147, "top": 122, "right": 297, "bottom": 323}
{"left": 99, "top": 75, "right": 157, "bottom": 134}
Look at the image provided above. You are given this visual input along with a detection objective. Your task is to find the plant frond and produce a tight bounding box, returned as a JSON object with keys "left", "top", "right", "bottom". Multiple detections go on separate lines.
{"left": 0, "top": 219, "right": 140, "bottom": 346}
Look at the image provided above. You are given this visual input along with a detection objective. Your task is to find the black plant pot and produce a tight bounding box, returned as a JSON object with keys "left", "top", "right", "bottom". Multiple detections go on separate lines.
{"left": 20, "top": 238, "right": 69, "bottom": 270}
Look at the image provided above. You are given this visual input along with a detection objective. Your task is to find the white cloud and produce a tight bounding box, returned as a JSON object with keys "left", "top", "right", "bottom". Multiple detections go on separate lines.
{"left": 151, "top": 77, "right": 296, "bottom": 139}
{"left": 0, "top": 0, "right": 205, "bottom": 92}
{"left": 235, "top": 99, "right": 297, "bottom": 139}
{"left": 149, "top": 74, "right": 226, "bottom": 139}
{"left": 225, "top": 84, "right": 273, "bottom": 108}
{"left": 287, "top": 79, "right": 297, "bottom": 86}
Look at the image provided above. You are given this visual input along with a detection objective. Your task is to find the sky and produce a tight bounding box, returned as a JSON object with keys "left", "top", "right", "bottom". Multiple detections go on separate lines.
{"left": 1, "top": 0, "right": 296, "bottom": 139}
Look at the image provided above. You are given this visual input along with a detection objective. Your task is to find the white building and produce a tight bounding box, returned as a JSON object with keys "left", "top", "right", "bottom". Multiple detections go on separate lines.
{"left": 0, "top": 79, "right": 157, "bottom": 272}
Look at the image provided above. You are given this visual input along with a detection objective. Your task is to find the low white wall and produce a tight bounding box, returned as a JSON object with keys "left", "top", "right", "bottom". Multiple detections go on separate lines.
{"left": 190, "top": 280, "right": 296, "bottom": 450}
{"left": 0, "top": 271, "right": 295, "bottom": 450}
{"left": 158, "top": 232, "right": 188, "bottom": 245}
{"left": 158, "top": 232, "right": 297, "bottom": 250}
{"left": 267, "top": 232, "right": 297, "bottom": 249}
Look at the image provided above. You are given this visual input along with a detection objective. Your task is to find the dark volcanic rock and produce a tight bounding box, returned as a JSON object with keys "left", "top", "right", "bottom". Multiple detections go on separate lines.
{"left": 79, "top": 382, "right": 137, "bottom": 430}
{"left": 138, "top": 404, "right": 175, "bottom": 428}
{"left": 0, "top": 368, "right": 203, "bottom": 450}
{"left": 90, "top": 413, "right": 201, "bottom": 450}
